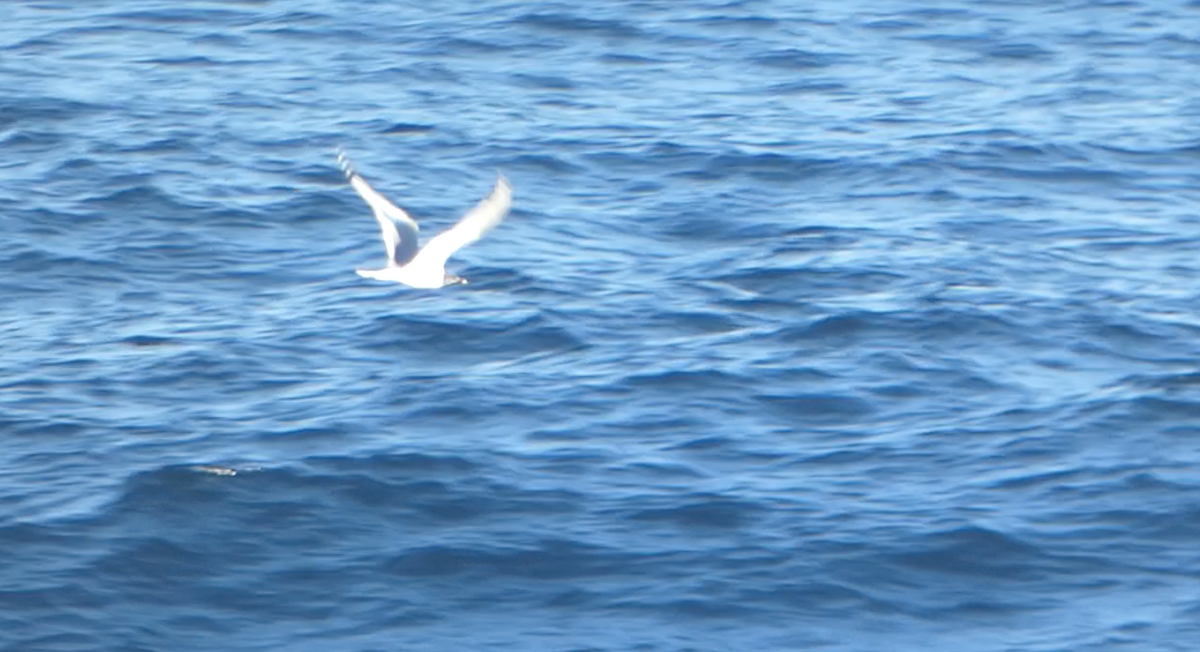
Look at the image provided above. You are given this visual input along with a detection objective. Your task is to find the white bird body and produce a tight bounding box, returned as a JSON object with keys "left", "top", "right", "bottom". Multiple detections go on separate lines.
{"left": 353, "top": 260, "right": 457, "bottom": 289}
{"left": 338, "top": 150, "right": 512, "bottom": 289}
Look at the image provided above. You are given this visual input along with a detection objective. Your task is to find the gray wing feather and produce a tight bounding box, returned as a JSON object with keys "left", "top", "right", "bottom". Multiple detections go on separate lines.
{"left": 337, "top": 150, "right": 421, "bottom": 266}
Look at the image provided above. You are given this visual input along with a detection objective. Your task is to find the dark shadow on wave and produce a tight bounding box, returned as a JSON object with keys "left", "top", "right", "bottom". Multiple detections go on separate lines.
{"left": 755, "top": 393, "right": 875, "bottom": 423}
{"left": 621, "top": 492, "right": 764, "bottom": 530}
{"left": 358, "top": 312, "right": 587, "bottom": 357}
{"left": 379, "top": 538, "right": 651, "bottom": 580}
{"left": 513, "top": 12, "right": 645, "bottom": 39}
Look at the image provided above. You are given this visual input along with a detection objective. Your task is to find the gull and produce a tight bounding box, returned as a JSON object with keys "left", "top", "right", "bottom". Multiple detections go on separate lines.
{"left": 337, "top": 149, "right": 512, "bottom": 289}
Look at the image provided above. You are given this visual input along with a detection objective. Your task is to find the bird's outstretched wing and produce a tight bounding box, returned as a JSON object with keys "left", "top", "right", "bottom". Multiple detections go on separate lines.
{"left": 337, "top": 149, "right": 421, "bottom": 266}
{"left": 409, "top": 175, "right": 511, "bottom": 272}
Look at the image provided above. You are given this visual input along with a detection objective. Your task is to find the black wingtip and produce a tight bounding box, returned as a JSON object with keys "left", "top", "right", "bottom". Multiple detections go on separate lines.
{"left": 335, "top": 147, "right": 356, "bottom": 180}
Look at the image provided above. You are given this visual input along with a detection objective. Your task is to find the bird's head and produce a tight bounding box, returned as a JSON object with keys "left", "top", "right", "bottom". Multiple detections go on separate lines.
{"left": 443, "top": 273, "right": 468, "bottom": 286}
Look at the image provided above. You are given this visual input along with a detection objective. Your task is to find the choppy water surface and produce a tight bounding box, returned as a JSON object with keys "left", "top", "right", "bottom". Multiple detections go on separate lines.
{"left": 3, "top": 0, "right": 1200, "bottom": 650}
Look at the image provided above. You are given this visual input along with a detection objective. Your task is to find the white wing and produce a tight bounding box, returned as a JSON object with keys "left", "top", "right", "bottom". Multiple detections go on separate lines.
{"left": 337, "top": 150, "right": 421, "bottom": 266}
{"left": 409, "top": 175, "right": 512, "bottom": 271}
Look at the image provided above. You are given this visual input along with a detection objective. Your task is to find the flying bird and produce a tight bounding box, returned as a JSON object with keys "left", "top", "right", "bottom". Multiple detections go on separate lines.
{"left": 337, "top": 149, "right": 512, "bottom": 289}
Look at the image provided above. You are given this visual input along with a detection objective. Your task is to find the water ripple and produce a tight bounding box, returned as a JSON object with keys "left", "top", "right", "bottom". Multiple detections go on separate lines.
{"left": 4, "top": 0, "right": 1200, "bottom": 650}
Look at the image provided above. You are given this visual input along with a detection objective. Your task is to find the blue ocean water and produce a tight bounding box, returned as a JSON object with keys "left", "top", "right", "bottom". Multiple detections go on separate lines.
{"left": 3, "top": 0, "right": 1200, "bottom": 649}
